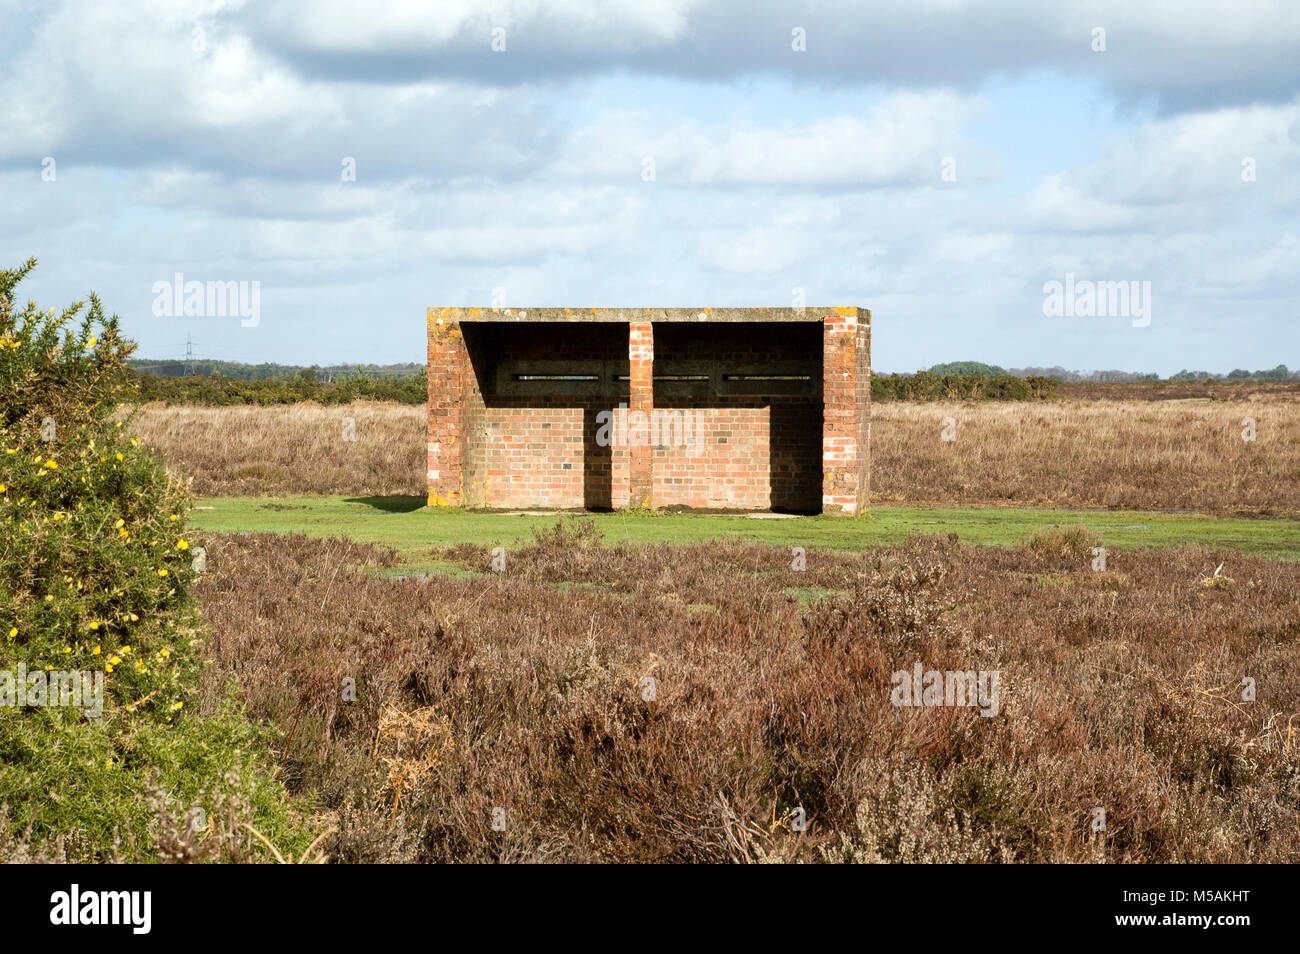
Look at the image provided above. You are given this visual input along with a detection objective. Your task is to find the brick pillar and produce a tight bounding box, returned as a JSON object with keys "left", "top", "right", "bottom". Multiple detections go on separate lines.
{"left": 822, "top": 309, "right": 870, "bottom": 515}
{"left": 628, "top": 321, "right": 654, "bottom": 508}
{"left": 857, "top": 310, "right": 871, "bottom": 509}
{"left": 427, "top": 309, "right": 469, "bottom": 506}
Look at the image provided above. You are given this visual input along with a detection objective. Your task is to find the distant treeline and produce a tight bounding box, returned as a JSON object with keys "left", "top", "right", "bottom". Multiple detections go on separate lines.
{"left": 131, "top": 367, "right": 1057, "bottom": 405}
{"left": 128, "top": 358, "right": 423, "bottom": 381}
{"left": 129, "top": 359, "right": 1294, "bottom": 407}
{"left": 925, "top": 361, "right": 1296, "bottom": 383}
{"left": 873, "top": 373, "right": 1059, "bottom": 401}
{"left": 130, "top": 368, "right": 427, "bottom": 405}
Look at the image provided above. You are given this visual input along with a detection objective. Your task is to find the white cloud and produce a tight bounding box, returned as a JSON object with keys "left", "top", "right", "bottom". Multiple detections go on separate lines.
{"left": 0, "top": 0, "right": 1296, "bottom": 374}
{"left": 255, "top": 0, "right": 694, "bottom": 52}
{"left": 249, "top": 0, "right": 1300, "bottom": 112}
{"left": 1077, "top": 100, "right": 1300, "bottom": 206}
{"left": 0, "top": 1, "right": 552, "bottom": 178}
{"left": 555, "top": 92, "right": 990, "bottom": 187}
{"left": 1022, "top": 174, "right": 1142, "bottom": 232}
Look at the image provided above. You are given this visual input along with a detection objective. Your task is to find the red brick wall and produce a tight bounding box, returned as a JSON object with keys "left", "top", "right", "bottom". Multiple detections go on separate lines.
{"left": 653, "top": 407, "right": 770, "bottom": 509}
{"left": 474, "top": 407, "right": 584, "bottom": 509}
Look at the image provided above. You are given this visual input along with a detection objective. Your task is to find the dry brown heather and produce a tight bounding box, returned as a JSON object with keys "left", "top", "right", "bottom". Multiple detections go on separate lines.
{"left": 871, "top": 397, "right": 1300, "bottom": 514}
{"left": 193, "top": 525, "right": 1300, "bottom": 863}
{"left": 130, "top": 401, "right": 425, "bottom": 497}
{"left": 133, "top": 396, "right": 1300, "bottom": 513}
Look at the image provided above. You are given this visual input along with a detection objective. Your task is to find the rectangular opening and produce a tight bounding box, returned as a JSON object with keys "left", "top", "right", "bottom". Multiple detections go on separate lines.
{"left": 614, "top": 374, "right": 710, "bottom": 381}
{"left": 722, "top": 374, "right": 812, "bottom": 381}
{"left": 651, "top": 321, "right": 823, "bottom": 513}
{"left": 514, "top": 373, "right": 600, "bottom": 381}
{"left": 460, "top": 321, "right": 630, "bottom": 510}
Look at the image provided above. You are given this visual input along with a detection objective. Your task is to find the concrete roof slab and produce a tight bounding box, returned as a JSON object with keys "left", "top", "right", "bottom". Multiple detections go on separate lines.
{"left": 427, "top": 306, "right": 867, "bottom": 325}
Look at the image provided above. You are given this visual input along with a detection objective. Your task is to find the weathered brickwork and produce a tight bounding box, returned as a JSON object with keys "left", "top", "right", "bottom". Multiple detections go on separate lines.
{"left": 427, "top": 307, "right": 869, "bottom": 514}
{"left": 652, "top": 407, "right": 772, "bottom": 509}
{"left": 628, "top": 321, "right": 654, "bottom": 508}
{"left": 821, "top": 310, "right": 871, "bottom": 514}
{"left": 425, "top": 316, "right": 473, "bottom": 507}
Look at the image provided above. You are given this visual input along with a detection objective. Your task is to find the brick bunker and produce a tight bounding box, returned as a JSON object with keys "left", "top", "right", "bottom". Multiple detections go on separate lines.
{"left": 427, "top": 307, "right": 870, "bottom": 514}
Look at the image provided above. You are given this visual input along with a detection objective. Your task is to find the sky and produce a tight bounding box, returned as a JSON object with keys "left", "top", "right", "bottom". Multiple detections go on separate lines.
{"left": 0, "top": 0, "right": 1297, "bottom": 374}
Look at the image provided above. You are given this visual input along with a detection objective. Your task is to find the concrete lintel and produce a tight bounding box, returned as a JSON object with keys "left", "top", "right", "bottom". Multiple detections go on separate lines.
{"left": 427, "top": 306, "right": 866, "bottom": 325}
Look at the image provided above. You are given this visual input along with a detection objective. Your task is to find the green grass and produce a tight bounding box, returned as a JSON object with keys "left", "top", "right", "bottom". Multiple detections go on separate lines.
{"left": 189, "top": 495, "right": 1300, "bottom": 570}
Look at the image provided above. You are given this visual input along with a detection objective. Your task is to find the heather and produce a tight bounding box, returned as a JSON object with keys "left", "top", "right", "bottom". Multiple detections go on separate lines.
{"left": 190, "top": 521, "right": 1300, "bottom": 862}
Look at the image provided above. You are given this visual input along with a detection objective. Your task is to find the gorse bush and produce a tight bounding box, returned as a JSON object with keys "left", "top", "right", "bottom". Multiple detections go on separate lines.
{"left": 0, "top": 258, "right": 308, "bottom": 861}
{"left": 1, "top": 260, "right": 195, "bottom": 713}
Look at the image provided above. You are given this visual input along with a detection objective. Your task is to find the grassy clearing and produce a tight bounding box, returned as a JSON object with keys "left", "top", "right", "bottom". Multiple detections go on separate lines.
{"left": 189, "top": 494, "right": 1300, "bottom": 567}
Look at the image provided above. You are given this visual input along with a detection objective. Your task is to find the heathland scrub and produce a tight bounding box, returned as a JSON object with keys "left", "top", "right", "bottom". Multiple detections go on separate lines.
{"left": 0, "top": 259, "right": 311, "bottom": 862}
{"left": 188, "top": 495, "right": 1300, "bottom": 572}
